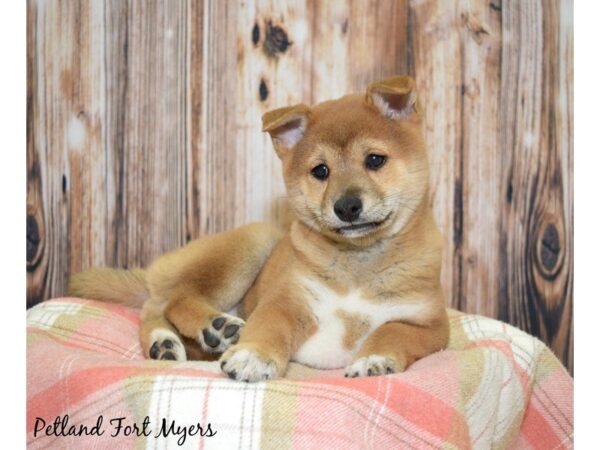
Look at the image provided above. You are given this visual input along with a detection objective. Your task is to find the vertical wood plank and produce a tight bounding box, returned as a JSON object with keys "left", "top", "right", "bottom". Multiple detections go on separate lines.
{"left": 410, "top": 0, "right": 573, "bottom": 372}
{"left": 186, "top": 0, "right": 203, "bottom": 240}
{"left": 309, "top": 0, "right": 351, "bottom": 102}
{"left": 557, "top": 0, "right": 573, "bottom": 372}
{"left": 235, "top": 0, "right": 312, "bottom": 228}
{"left": 118, "top": 0, "right": 189, "bottom": 265}
{"left": 499, "top": 0, "right": 573, "bottom": 370}
{"left": 409, "top": 0, "right": 462, "bottom": 311}
{"left": 27, "top": 0, "right": 191, "bottom": 304}
{"left": 27, "top": 0, "right": 45, "bottom": 307}
{"left": 27, "top": 0, "right": 110, "bottom": 305}
{"left": 346, "top": 0, "right": 408, "bottom": 89}
{"left": 456, "top": 0, "right": 503, "bottom": 318}
{"left": 310, "top": 0, "right": 408, "bottom": 103}
{"left": 192, "top": 0, "right": 239, "bottom": 235}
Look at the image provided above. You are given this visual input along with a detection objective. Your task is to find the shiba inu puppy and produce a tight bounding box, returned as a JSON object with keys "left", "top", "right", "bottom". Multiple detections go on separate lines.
{"left": 69, "top": 75, "right": 449, "bottom": 382}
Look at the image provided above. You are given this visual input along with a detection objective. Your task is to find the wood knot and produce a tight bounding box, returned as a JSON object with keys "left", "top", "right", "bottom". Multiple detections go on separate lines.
{"left": 506, "top": 181, "right": 513, "bottom": 203}
{"left": 259, "top": 78, "right": 269, "bottom": 101}
{"left": 263, "top": 19, "right": 292, "bottom": 59}
{"left": 461, "top": 12, "right": 490, "bottom": 44}
{"left": 252, "top": 22, "right": 260, "bottom": 46}
{"left": 27, "top": 214, "right": 41, "bottom": 269}
{"left": 535, "top": 222, "right": 564, "bottom": 280}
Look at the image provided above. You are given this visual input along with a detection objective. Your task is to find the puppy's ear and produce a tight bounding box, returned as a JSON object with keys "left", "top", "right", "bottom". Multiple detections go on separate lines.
{"left": 262, "top": 104, "right": 310, "bottom": 157}
{"left": 366, "top": 75, "right": 418, "bottom": 120}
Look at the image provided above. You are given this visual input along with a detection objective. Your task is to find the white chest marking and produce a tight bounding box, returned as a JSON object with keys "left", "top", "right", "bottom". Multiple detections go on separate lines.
{"left": 292, "top": 277, "right": 425, "bottom": 369}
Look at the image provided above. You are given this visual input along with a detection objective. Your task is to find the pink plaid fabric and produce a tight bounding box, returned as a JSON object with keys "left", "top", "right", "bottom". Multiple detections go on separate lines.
{"left": 27, "top": 298, "right": 573, "bottom": 449}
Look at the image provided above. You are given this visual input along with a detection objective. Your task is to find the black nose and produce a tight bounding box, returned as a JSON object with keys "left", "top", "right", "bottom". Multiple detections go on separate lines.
{"left": 334, "top": 196, "right": 363, "bottom": 222}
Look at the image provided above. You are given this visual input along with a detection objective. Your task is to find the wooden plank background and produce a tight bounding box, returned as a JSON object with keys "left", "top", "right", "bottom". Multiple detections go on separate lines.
{"left": 27, "top": 0, "right": 573, "bottom": 372}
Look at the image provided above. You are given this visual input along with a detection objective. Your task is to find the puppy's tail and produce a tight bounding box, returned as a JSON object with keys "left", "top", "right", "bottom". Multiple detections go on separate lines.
{"left": 68, "top": 268, "right": 148, "bottom": 308}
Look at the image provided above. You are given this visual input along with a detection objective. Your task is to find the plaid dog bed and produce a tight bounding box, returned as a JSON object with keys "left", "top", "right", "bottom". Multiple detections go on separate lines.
{"left": 27, "top": 298, "right": 573, "bottom": 449}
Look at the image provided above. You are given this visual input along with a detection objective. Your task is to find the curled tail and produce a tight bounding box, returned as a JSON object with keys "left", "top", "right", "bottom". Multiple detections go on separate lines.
{"left": 68, "top": 267, "right": 148, "bottom": 308}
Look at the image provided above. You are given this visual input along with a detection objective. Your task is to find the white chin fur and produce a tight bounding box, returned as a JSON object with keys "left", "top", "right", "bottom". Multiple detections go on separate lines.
{"left": 337, "top": 226, "right": 378, "bottom": 238}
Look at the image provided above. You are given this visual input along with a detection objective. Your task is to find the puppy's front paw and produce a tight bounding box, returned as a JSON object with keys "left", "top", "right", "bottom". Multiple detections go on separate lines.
{"left": 198, "top": 313, "right": 245, "bottom": 354}
{"left": 344, "top": 355, "right": 400, "bottom": 378}
{"left": 219, "top": 345, "right": 278, "bottom": 382}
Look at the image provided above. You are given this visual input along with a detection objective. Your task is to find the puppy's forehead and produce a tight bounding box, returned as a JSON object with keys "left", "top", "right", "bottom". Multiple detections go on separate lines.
{"left": 301, "top": 94, "right": 402, "bottom": 152}
{"left": 307, "top": 95, "right": 376, "bottom": 146}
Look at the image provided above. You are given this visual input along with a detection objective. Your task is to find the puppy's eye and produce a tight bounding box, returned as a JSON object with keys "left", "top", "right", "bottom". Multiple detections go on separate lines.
{"left": 311, "top": 164, "right": 329, "bottom": 180}
{"left": 365, "top": 154, "right": 387, "bottom": 170}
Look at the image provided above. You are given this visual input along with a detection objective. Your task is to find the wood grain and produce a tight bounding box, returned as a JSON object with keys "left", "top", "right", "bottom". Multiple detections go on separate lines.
{"left": 498, "top": 0, "right": 573, "bottom": 370}
{"left": 27, "top": 0, "right": 573, "bottom": 372}
{"left": 410, "top": 0, "right": 504, "bottom": 317}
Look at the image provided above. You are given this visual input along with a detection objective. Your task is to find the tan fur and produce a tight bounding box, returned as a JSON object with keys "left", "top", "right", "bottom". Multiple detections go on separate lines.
{"left": 69, "top": 75, "right": 449, "bottom": 380}
{"left": 68, "top": 268, "right": 148, "bottom": 307}
{"left": 220, "top": 75, "right": 450, "bottom": 380}
{"left": 70, "top": 223, "right": 282, "bottom": 360}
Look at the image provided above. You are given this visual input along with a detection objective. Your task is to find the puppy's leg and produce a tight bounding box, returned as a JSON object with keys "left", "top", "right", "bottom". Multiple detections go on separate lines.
{"left": 219, "top": 298, "right": 317, "bottom": 382}
{"left": 139, "top": 299, "right": 187, "bottom": 361}
{"left": 345, "top": 314, "right": 449, "bottom": 377}
{"left": 147, "top": 223, "right": 282, "bottom": 357}
{"left": 164, "top": 288, "right": 245, "bottom": 354}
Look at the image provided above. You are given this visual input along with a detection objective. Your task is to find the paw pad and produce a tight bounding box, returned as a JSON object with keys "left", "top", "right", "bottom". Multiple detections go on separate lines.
{"left": 149, "top": 338, "right": 184, "bottom": 361}
{"left": 198, "top": 314, "right": 245, "bottom": 353}
{"left": 212, "top": 317, "right": 226, "bottom": 330}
